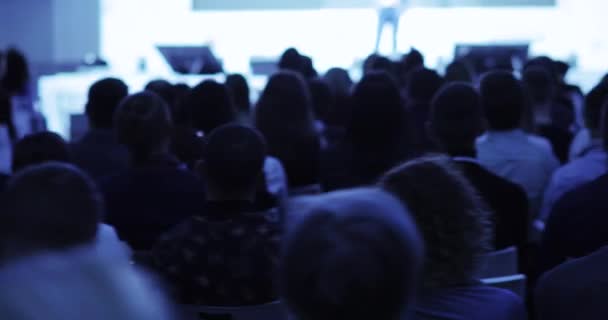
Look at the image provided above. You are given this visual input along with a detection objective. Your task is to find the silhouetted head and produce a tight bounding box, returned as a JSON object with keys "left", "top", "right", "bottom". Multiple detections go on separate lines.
{"left": 85, "top": 78, "right": 129, "bottom": 129}
{"left": 255, "top": 71, "right": 316, "bottom": 140}
{"left": 302, "top": 56, "right": 318, "bottom": 79}
{"left": 281, "top": 188, "right": 423, "bottom": 320}
{"left": 0, "top": 163, "right": 101, "bottom": 261}
{"left": 0, "top": 48, "right": 29, "bottom": 95}
{"left": 398, "top": 48, "right": 425, "bottom": 86}
{"left": 406, "top": 67, "right": 444, "bottom": 103}
{"left": 523, "top": 66, "right": 556, "bottom": 105}
{"left": 0, "top": 89, "right": 15, "bottom": 140}
{"left": 379, "top": 156, "right": 491, "bottom": 288}
{"left": 201, "top": 124, "right": 267, "bottom": 201}
{"left": 278, "top": 48, "right": 304, "bottom": 74}
{"left": 585, "top": 83, "right": 608, "bottom": 138}
{"left": 480, "top": 71, "right": 525, "bottom": 131}
{"left": 349, "top": 72, "right": 406, "bottom": 148}
{"left": 323, "top": 68, "right": 353, "bottom": 98}
{"left": 12, "top": 131, "right": 71, "bottom": 173}
{"left": 225, "top": 74, "right": 251, "bottom": 114}
{"left": 182, "top": 80, "right": 236, "bottom": 134}
{"left": 114, "top": 92, "right": 172, "bottom": 163}
{"left": 145, "top": 79, "right": 175, "bottom": 108}
{"left": 445, "top": 60, "right": 474, "bottom": 84}
{"left": 429, "top": 83, "right": 484, "bottom": 156}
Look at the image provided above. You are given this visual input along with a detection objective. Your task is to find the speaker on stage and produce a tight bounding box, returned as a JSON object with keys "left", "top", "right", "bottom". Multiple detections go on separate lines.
{"left": 454, "top": 44, "right": 529, "bottom": 75}
{"left": 157, "top": 46, "right": 223, "bottom": 74}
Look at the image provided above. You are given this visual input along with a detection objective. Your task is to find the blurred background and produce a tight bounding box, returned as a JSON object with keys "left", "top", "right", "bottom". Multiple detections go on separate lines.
{"left": 0, "top": 0, "right": 605, "bottom": 139}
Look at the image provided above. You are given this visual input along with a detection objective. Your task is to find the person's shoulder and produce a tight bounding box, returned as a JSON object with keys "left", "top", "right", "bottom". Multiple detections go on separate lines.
{"left": 538, "top": 246, "right": 608, "bottom": 299}
{"left": 459, "top": 161, "right": 527, "bottom": 198}
{"left": 554, "top": 173, "right": 608, "bottom": 210}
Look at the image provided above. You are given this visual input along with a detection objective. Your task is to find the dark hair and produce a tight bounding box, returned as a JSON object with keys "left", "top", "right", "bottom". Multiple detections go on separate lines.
{"left": 278, "top": 48, "right": 304, "bottom": 73}
{"left": 182, "top": 80, "right": 236, "bottom": 134}
{"left": 0, "top": 163, "right": 101, "bottom": 258}
{"left": 398, "top": 48, "right": 425, "bottom": 86}
{"left": 323, "top": 68, "right": 353, "bottom": 98}
{"left": 406, "top": 67, "right": 444, "bottom": 102}
{"left": 523, "top": 66, "right": 556, "bottom": 104}
{"left": 203, "top": 124, "right": 267, "bottom": 194}
{"left": 445, "top": 60, "right": 474, "bottom": 84}
{"left": 429, "top": 83, "right": 484, "bottom": 155}
{"left": 0, "top": 48, "right": 29, "bottom": 95}
{"left": 114, "top": 92, "right": 172, "bottom": 162}
{"left": 348, "top": 72, "right": 410, "bottom": 165}
{"left": 85, "top": 78, "right": 129, "bottom": 129}
{"left": 145, "top": 79, "right": 175, "bottom": 108}
{"left": 225, "top": 74, "right": 250, "bottom": 114}
{"left": 281, "top": 188, "right": 423, "bottom": 320}
{"left": 309, "top": 78, "right": 332, "bottom": 121}
{"left": 0, "top": 89, "right": 16, "bottom": 141}
{"left": 379, "top": 157, "right": 492, "bottom": 288}
{"left": 480, "top": 71, "right": 525, "bottom": 131}
{"left": 12, "top": 132, "right": 71, "bottom": 173}
{"left": 584, "top": 83, "right": 608, "bottom": 134}
{"left": 255, "top": 71, "right": 320, "bottom": 187}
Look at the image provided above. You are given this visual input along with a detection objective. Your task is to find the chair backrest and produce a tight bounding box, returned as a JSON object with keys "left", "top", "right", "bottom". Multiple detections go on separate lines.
{"left": 182, "top": 301, "right": 287, "bottom": 320}
{"left": 481, "top": 274, "right": 527, "bottom": 298}
{"left": 474, "top": 246, "right": 518, "bottom": 279}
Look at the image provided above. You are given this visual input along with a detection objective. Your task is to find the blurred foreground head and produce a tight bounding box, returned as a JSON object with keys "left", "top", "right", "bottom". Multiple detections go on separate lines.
{"left": 281, "top": 188, "right": 424, "bottom": 320}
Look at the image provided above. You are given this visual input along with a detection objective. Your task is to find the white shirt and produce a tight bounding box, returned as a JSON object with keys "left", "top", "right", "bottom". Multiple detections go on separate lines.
{"left": 476, "top": 130, "right": 560, "bottom": 218}
{"left": 539, "top": 141, "right": 607, "bottom": 221}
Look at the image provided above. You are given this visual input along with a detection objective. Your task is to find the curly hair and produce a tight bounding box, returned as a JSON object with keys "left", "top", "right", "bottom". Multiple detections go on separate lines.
{"left": 379, "top": 156, "right": 492, "bottom": 289}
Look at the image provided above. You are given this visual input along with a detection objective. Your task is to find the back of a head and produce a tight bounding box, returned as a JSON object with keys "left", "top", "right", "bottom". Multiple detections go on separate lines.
{"left": 406, "top": 67, "right": 444, "bottom": 102}
{"left": 0, "top": 248, "right": 173, "bottom": 320}
{"left": 145, "top": 79, "right": 175, "bottom": 107}
{"left": 430, "top": 83, "right": 483, "bottom": 155}
{"left": 379, "top": 157, "right": 491, "bottom": 288}
{"left": 323, "top": 68, "right": 353, "bottom": 98}
{"left": 0, "top": 48, "right": 29, "bottom": 95}
{"left": 225, "top": 74, "right": 251, "bottom": 113}
{"left": 281, "top": 188, "right": 423, "bottom": 320}
{"left": 255, "top": 71, "right": 315, "bottom": 138}
{"left": 445, "top": 60, "right": 474, "bottom": 84}
{"left": 114, "top": 92, "right": 172, "bottom": 157}
{"left": 0, "top": 163, "right": 101, "bottom": 261}
{"left": 480, "top": 71, "right": 525, "bottom": 131}
{"left": 349, "top": 72, "right": 405, "bottom": 147}
{"left": 523, "top": 66, "right": 555, "bottom": 104}
{"left": 184, "top": 80, "right": 236, "bottom": 134}
{"left": 278, "top": 48, "right": 304, "bottom": 73}
{"left": 584, "top": 83, "right": 608, "bottom": 135}
{"left": 86, "top": 78, "right": 128, "bottom": 129}
{"left": 203, "top": 124, "right": 267, "bottom": 194}
{"left": 12, "top": 131, "right": 71, "bottom": 173}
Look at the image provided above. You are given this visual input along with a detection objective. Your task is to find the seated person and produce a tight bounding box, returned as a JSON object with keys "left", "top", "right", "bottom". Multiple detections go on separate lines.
{"left": 477, "top": 71, "right": 559, "bottom": 217}
{"left": 101, "top": 92, "right": 206, "bottom": 250}
{"left": 428, "top": 83, "right": 528, "bottom": 262}
{"left": 0, "top": 163, "right": 101, "bottom": 263}
{"left": 281, "top": 188, "right": 423, "bottom": 320}
{"left": 12, "top": 131, "right": 71, "bottom": 172}
{"left": 70, "top": 78, "right": 130, "bottom": 180}
{"left": 0, "top": 246, "right": 173, "bottom": 320}
{"left": 137, "top": 124, "right": 281, "bottom": 306}
{"left": 380, "top": 157, "right": 526, "bottom": 320}
{"left": 535, "top": 246, "right": 608, "bottom": 320}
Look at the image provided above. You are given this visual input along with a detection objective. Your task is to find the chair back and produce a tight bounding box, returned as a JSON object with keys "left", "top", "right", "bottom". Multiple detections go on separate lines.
{"left": 481, "top": 274, "right": 527, "bottom": 298}
{"left": 182, "top": 301, "right": 287, "bottom": 320}
{"left": 474, "top": 246, "right": 518, "bottom": 279}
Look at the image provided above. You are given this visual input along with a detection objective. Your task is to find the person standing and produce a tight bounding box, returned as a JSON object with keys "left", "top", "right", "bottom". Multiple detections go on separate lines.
{"left": 375, "top": 0, "right": 403, "bottom": 53}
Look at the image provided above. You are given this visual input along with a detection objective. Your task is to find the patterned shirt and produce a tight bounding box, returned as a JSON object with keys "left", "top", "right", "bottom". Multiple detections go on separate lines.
{"left": 137, "top": 201, "right": 282, "bottom": 306}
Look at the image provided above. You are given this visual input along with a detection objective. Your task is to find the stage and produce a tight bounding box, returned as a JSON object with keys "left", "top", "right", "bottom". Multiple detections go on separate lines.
{"left": 38, "top": 0, "right": 608, "bottom": 139}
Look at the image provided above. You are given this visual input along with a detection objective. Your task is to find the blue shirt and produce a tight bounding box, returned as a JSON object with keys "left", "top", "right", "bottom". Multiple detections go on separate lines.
{"left": 539, "top": 141, "right": 606, "bottom": 222}
{"left": 477, "top": 130, "right": 559, "bottom": 217}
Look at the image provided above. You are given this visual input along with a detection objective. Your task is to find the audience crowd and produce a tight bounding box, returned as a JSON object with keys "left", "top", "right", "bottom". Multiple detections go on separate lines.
{"left": 1, "top": 42, "right": 607, "bottom": 320}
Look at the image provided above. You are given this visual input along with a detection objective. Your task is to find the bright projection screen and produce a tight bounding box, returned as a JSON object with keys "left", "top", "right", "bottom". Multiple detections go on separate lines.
{"left": 193, "top": 0, "right": 556, "bottom": 10}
